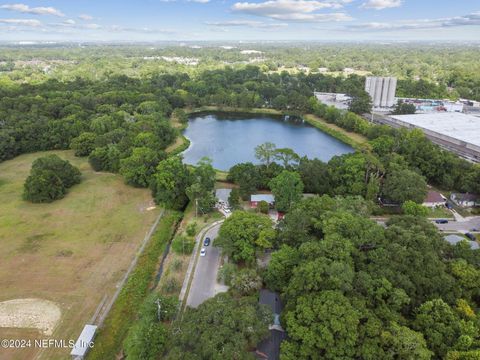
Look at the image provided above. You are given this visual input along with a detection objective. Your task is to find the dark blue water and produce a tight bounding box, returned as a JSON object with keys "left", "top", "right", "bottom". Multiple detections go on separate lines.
{"left": 182, "top": 112, "right": 354, "bottom": 170}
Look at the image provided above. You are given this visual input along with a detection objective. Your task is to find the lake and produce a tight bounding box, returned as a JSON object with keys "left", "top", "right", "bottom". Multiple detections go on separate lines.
{"left": 182, "top": 112, "right": 354, "bottom": 170}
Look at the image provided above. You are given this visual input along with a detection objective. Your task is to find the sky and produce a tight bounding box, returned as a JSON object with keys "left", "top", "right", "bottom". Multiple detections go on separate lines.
{"left": 0, "top": 0, "right": 479, "bottom": 42}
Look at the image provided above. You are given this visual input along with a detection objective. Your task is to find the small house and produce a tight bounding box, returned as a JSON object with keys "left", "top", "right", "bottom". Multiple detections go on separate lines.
{"left": 423, "top": 191, "right": 446, "bottom": 208}
{"left": 250, "top": 194, "right": 275, "bottom": 208}
{"left": 450, "top": 193, "right": 479, "bottom": 208}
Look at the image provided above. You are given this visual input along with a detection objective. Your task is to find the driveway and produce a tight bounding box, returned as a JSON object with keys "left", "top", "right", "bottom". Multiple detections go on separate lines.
{"left": 186, "top": 222, "right": 228, "bottom": 308}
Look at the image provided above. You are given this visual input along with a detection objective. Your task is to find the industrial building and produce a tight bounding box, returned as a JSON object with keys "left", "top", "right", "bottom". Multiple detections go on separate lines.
{"left": 384, "top": 112, "right": 480, "bottom": 162}
{"left": 314, "top": 92, "right": 351, "bottom": 110}
{"left": 365, "top": 76, "right": 397, "bottom": 108}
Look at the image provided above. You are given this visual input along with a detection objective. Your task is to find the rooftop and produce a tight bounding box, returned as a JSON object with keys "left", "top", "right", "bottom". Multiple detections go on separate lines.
{"left": 70, "top": 324, "right": 97, "bottom": 357}
{"left": 390, "top": 113, "right": 480, "bottom": 148}
{"left": 424, "top": 191, "right": 445, "bottom": 203}
{"left": 251, "top": 194, "right": 275, "bottom": 203}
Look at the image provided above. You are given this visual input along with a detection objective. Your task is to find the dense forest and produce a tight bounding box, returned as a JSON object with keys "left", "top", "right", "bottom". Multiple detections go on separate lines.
{"left": 0, "top": 43, "right": 479, "bottom": 100}
{"left": 1, "top": 63, "right": 479, "bottom": 200}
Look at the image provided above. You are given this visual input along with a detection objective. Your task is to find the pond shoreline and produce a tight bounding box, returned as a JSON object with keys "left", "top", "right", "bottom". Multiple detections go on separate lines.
{"left": 181, "top": 110, "right": 355, "bottom": 171}
{"left": 183, "top": 106, "right": 366, "bottom": 150}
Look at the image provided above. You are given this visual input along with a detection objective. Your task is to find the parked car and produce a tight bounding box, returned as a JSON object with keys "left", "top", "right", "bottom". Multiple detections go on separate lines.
{"left": 224, "top": 207, "right": 231, "bottom": 214}
{"left": 470, "top": 228, "right": 479, "bottom": 232}
{"left": 200, "top": 248, "right": 206, "bottom": 257}
{"left": 203, "top": 237, "right": 211, "bottom": 246}
{"left": 465, "top": 233, "right": 477, "bottom": 241}
{"left": 446, "top": 203, "right": 453, "bottom": 209}
{"left": 435, "top": 219, "right": 449, "bottom": 224}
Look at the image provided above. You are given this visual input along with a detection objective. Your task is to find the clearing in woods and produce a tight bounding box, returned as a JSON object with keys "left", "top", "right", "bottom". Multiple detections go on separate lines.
{"left": 0, "top": 150, "right": 160, "bottom": 360}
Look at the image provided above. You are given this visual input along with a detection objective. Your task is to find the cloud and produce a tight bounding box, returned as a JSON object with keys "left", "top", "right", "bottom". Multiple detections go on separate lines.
{"left": 0, "top": 18, "right": 42, "bottom": 27}
{"left": 349, "top": 11, "right": 480, "bottom": 31}
{"left": 189, "top": 0, "right": 210, "bottom": 3}
{"left": 361, "top": 0, "right": 402, "bottom": 10}
{"left": 78, "top": 14, "right": 93, "bottom": 21}
{"left": 206, "top": 19, "right": 288, "bottom": 28}
{"left": 232, "top": 0, "right": 353, "bottom": 22}
{"left": 0, "top": 3, "right": 64, "bottom": 17}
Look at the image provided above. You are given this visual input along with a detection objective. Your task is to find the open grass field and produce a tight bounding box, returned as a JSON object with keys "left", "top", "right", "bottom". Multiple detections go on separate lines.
{"left": 0, "top": 150, "right": 161, "bottom": 360}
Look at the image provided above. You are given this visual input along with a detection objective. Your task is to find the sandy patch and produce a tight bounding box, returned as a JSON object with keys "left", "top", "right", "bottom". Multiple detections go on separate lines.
{"left": 0, "top": 299, "right": 61, "bottom": 336}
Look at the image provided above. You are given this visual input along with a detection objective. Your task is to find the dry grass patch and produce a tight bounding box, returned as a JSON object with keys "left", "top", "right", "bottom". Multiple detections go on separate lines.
{"left": 0, "top": 150, "right": 160, "bottom": 360}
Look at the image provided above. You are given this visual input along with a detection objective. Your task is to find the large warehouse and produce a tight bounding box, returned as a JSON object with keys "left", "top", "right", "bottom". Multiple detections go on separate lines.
{"left": 385, "top": 113, "right": 480, "bottom": 162}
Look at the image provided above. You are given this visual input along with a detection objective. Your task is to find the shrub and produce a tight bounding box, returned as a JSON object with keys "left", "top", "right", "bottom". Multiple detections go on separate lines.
{"left": 231, "top": 268, "right": 262, "bottom": 296}
{"left": 172, "top": 259, "right": 183, "bottom": 271}
{"left": 257, "top": 200, "right": 269, "bottom": 214}
{"left": 171, "top": 235, "right": 195, "bottom": 255}
{"left": 162, "top": 277, "right": 179, "bottom": 294}
{"left": 186, "top": 222, "right": 197, "bottom": 237}
{"left": 217, "top": 262, "right": 237, "bottom": 286}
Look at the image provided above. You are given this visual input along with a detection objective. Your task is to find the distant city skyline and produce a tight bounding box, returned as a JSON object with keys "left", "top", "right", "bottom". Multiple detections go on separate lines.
{"left": 0, "top": 0, "right": 479, "bottom": 42}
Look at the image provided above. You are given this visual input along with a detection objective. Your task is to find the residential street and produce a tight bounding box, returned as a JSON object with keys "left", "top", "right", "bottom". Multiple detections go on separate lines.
{"left": 374, "top": 216, "right": 480, "bottom": 234}
{"left": 436, "top": 216, "right": 480, "bottom": 233}
{"left": 186, "top": 222, "right": 228, "bottom": 308}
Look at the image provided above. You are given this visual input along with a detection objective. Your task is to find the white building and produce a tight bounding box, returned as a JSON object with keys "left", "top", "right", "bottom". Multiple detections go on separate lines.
{"left": 387, "top": 112, "right": 480, "bottom": 162}
{"left": 365, "top": 77, "right": 397, "bottom": 108}
{"left": 71, "top": 324, "right": 97, "bottom": 360}
{"left": 450, "top": 193, "right": 479, "bottom": 208}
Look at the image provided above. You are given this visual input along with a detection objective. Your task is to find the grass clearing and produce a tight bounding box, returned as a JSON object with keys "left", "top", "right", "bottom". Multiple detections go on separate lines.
{"left": 89, "top": 211, "right": 182, "bottom": 360}
{"left": 0, "top": 150, "right": 160, "bottom": 360}
{"left": 303, "top": 114, "right": 369, "bottom": 149}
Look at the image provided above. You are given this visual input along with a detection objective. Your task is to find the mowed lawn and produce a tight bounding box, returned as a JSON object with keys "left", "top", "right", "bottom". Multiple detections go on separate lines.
{"left": 0, "top": 150, "right": 161, "bottom": 360}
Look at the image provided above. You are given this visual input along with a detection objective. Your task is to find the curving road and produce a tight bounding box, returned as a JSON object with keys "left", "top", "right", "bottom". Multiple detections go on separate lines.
{"left": 186, "top": 223, "right": 228, "bottom": 308}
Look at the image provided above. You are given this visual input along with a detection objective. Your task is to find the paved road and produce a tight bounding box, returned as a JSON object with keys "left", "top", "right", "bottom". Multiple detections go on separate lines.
{"left": 436, "top": 216, "right": 480, "bottom": 233}
{"left": 186, "top": 223, "right": 228, "bottom": 308}
{"left": 374, "top": 216, "right": 480, "bottom": 234}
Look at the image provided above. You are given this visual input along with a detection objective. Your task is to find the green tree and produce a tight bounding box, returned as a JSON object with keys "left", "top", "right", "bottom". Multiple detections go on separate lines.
{"left": 172, "top": 108, "right": 188, "bottom": 124}
{"left": 381, "top": 323, "right": 432, "bottom": 360}
{"left": 402, "top": 200, "right": 429, "bottom": 217}
{"left": 120, "top": 147, "right": 162, "bottom": 187}
{"left": 0, "top": 130, "right": 17, "bottom": 161}
{"left": 186, "top": 157, "right": 216, "bottom": 214}
{"left": 349, "top": 90, "right": 372, "bottom": 115}
{"left": 282, "top": 291, "right": 360, "bottom": 360}
{"left": 228, "top": 188, "right": 241, "bottom": 209}
{"left": 152, "top": 156, "right": 190, "bottom": 210}
{"left": 392, "top": 100, "right": 417, "bottom": 115}
{"left": 166, "top": 293, "right": 271, "bottom": 360}
{"left": 413, "top": 299, "right": 462, "bottom": 358}
{"left": 216, "top": 211, "right": 274, "bottom": 264}
{"left": 231, "top": 268, "right": 262, "bottom": 296}
{"left": 227, "top": 162, "right": 261, "bottom": 200}
{"left": 269, "top": 170, "right": 304, "bottom": 212}
{"left": 23, "top": 169, "right": 66, "bottom": 203}
{"left": 70, "top": 132, "right": 97, "bottom": 157}
{"left": 255, "top": 142, "right": 277, "bottom": 167}
{"left": 275, "top": 148, "right": 300, "bottom": 168}
{"left": 382, "top": 168, "right": 428, "bottom": 204}
{"left": 23, "top": 155, "right": 81, "bottom": 203}
{"left": 88, "top": 145, "right": 121, "bottom": 173}
{"left": 257, "top": 200, "right": 269, "bottom": 214}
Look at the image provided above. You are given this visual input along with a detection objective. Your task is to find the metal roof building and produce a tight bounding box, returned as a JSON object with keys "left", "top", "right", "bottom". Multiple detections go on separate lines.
{"left": 387, "top": 113, "right": 480, "bottom": 162}
{"left": 70, "top": 324, "right": 97, "bottom": 359}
